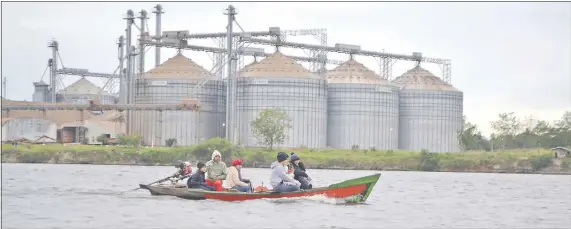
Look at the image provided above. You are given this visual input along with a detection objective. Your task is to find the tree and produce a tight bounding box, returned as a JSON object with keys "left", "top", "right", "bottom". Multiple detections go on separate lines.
{"left": 490, "top": 112, "right": 522, "bottom": 136}
{"left": 96, "top": 134, "right": 109, "bottom": 145}
{"left": 490, "top": 112, "right": 522, "bottom": 149}
{"left": 458, "top": 116, "right": 491, "bottom": 151}
{"left": 251, "top": 108, "right": 292, "bottom": 149}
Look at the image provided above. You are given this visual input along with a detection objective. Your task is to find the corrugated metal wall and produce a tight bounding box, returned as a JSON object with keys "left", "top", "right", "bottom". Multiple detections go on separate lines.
{"left": 327, "top": 84, "right": 399, "bottom": 149}
{"left": 131, "top": 79, "right": 226, "bottom": 146}
{"left": 236, "top": 78, "right": 327, "bottom": 148}
{"left": 1, "top": 118, "right": 57, "bottom": 142}
{"left": 397, "top": 90, "right": 463, "bottom": 152}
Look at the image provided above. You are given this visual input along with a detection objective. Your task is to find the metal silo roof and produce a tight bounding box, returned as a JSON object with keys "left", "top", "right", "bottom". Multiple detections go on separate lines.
{"left": 58, "top": 77, "right": 102, "bottom": 95}
{"left": 392, "top": 66, "right": 459, "bottom": 91}
{"left": 143, "top": 54, "right": 215, "bottom": 79}
{"left": 326, "top": 59, "right": 390, "bottom": 85}
{"left": 239, "top": 52, "right": 319, "bottom": 79}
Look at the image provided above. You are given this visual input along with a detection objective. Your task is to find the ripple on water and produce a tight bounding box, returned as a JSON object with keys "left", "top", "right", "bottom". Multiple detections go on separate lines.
{"left": 2, "top": 164, "right": 571, "bottom": 229}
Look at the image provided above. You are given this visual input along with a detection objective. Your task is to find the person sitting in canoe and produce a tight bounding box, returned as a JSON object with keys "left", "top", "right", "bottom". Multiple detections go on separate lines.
{"left": 205, "top": 150, "right": 228, "bottom": 191}
{"left": 225, "top": 159, "right": 252, "bottom": 193}
{"left": 187, "top": 162, "right": 215, "bottom": 191}
{"left": 174, "top": 161, "right": 192, "bottom": 178}
{"left": 270, "top": 152, "right": 301, "bottom": 193}
{"left": 290, "top": 153, "right": 313, "bottom": 190}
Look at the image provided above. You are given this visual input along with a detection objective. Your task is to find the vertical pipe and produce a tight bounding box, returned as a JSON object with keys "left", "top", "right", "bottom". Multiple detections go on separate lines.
{"left": 138, "top": 10, "right": 147, "bottom": 76}
{"left": 118, "top": 36, "right": 125, "bottom": 104}
{"left": 125, "top": 10, "right": 134, "bottom": 104}
{"left": 125, "top": 10, "right": 134, "bottom": 135}
{"left": 49, "top": 40, "right": 58, "bottom": 103}
{"left": 224, "top": 5, "right": 235, "bottom": 142}
{"left": 153, "top": 4, "right": 163, "bottom": 67}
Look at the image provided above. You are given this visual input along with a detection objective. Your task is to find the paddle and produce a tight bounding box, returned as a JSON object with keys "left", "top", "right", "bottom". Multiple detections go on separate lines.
{"left": 122, "top": 174, "right": 176, "bottom": 193}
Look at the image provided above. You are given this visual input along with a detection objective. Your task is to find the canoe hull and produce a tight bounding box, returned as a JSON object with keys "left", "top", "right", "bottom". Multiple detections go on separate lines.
{"left": 203, "top": 184, "right": 368, "bottom": 202}
{"left": 139, "top": 173, "right": 381, "bottom": 203}
{"left": 139, "top": 184, "right": 206, "bottom": 200}
{"left": 203, "top": 173, "right": 381, "bottom": 202}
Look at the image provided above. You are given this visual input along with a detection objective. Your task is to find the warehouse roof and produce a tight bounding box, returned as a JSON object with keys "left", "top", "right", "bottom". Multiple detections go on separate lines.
{"left": 58, "top": 77, "right": 103, "bottom": 95}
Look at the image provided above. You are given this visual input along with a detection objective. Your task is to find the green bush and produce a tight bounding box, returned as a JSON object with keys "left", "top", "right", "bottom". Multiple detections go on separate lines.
{"left": 419, "top": 149, "right": 440, "bottom": 171}
{"left": 530, "top": 155, "right": 553, "bottom": 172}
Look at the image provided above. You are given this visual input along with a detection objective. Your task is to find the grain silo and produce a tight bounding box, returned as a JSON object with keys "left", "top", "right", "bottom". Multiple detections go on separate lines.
{"left": 56, "top": 77, "right": 117, "bottom": 104}
{"left": 236, "top": 52, "right": 327, "bottom": 148}
{"left": 392, "top": 66, "right": 463, "bottom": 153}
{"left": 326, "top": 59, "right": 399, "bottom": 150}
{"left": 132, "top": 54, "right": 226, "bottom": 146}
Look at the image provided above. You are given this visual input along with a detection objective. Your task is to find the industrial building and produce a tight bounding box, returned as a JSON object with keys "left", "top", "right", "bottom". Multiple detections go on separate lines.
{"left": 236, "top": 52, "right": 328, "bottom": 148}
{"left": 1, "top": 99, "right": 127, "bottom": 144}
{"left": 1, "top": 117, "right": 58, "bottom": 143}
{"left": 326, "top": 58, "right": 399, "bottom": 150}
{"left": 131, "top": 54, "right": 226, "bottom": 146}
{"left": 2, "top": 4, "right": 464, "bottom": 152}
{"left": 392, "top": 66, "right": 464, "bottom": 153}
{"left": 33, "top": 77, "right": 117, "bottom": 104}
{"left": 60, "top": 119, "right": 124, "bottom": 144}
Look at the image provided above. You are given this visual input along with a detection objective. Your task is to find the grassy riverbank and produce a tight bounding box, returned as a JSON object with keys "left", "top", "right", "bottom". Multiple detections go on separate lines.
{"left": 1, "top": 138, "right": 570, "bottom": 174}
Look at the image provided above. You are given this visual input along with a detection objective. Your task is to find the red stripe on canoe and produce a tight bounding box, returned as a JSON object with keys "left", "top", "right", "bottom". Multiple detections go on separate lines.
{"left": 203, "top": 184, "right": 368, "bottom": 201}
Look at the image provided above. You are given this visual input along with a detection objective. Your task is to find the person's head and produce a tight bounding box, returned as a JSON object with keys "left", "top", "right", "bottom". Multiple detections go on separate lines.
{"left": 290, "top": 153, "right": 301, "bottom": 165}
{"left": 212, "top": 150, "right": 222, "bottom": 162}
{"left": 197, "top": 162, "right": 207, "bottom": 172}
{"left": 175, "top": 160, "right": 185, "bottom": 170}
{"left": 232, "top": 159, "right": 243, "bottom": 169}
{"left": 277, "top": 152, "right": 289, "bottom": 165}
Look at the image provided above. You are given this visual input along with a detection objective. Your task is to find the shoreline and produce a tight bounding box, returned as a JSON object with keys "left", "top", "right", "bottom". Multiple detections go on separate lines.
{"left": 2, "top": 140, "right": 570, "bottom": 175}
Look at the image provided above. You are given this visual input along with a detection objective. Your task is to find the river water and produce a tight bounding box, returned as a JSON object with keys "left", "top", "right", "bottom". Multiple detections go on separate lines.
{"left": 1, "top": 163, "right": 570, "bottom": 229}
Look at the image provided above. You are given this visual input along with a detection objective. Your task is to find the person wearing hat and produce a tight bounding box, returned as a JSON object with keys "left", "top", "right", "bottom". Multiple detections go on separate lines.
{"left": 270, "top": 152, "right": 301, "bottom": 193}
{"left": 290, "top": 153, "right": 313, "bottom": 190}
{"left": 205, "top": 150, "right": 228, "bottom": 191}
{"left": 187, "top": 162, "right": 215, "bottom": 191}
{"left": 225, "top": 159, "right": 252, "bottom": 193}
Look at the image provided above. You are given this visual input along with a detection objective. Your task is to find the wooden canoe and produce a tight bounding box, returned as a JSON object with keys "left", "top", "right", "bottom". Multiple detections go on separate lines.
{"left": 139, "top": 173, "right": 381, "bottom": 203}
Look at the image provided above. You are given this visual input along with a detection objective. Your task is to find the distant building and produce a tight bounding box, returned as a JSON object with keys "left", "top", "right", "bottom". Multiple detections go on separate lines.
{"left": 59, "top": 119, "right": 125, "bottom": 144}
{"left": 552, "top": 147, "right": 570, "bottom": 159}
{"left": 56, "top": 77, "right": 117, "bottom": 104}
{"left": 32, "top": 81, "right": 50, "bottom": 102}
{"left": 1, "top": 117, "right": 58, "bottom": 143}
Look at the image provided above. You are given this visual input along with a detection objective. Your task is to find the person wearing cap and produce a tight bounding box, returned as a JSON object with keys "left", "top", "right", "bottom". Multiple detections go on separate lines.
{"left": 171, "top": 161, "right": 192, "bottom": 184}
{"left": 187, "top": 162, "right": 215, "bottom": 191}
{"left": 290, "top": 153, "right": 313, "bottom": 190}
{"left": 225, "top": 159, "right": 252, "bottom": 193}
{"left": 205, "top": 150, "right": 228, "bottom": 191}
{"left": 174, "top": 161, "right": 192, "bottom": 177}
{"left": 270, "top": 152, "right": 301, "bottom": 193}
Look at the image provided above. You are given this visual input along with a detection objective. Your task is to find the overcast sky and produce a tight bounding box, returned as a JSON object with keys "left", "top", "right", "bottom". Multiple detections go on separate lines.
{"left": 2, "top": 2, "right": 570, "bottom": 135}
